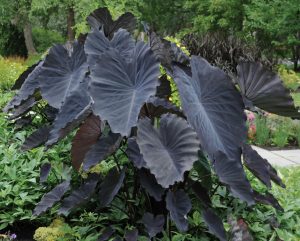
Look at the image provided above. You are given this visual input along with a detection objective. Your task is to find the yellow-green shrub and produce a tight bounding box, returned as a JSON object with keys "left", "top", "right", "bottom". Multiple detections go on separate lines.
{"left": 34, "top": 218, "right": 69, "bottom": 241}
{"left": 278, "top": 65, "right": 300, "bottom": 91}
{"left": 0, "top": 57, "right": 26, "bottom": 91}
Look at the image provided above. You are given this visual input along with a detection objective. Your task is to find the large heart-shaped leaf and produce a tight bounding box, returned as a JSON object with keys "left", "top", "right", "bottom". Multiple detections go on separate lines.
{"left": 137, "top": 113, "right": 200, "bottom": 188}
{"left": 46, "top": 80, "right": 92, "bottom": 147}
{"left": 71, "top": 114, "right": 102, "bottom": 170}
{"left": 143, "top": 24, "right": 173, "bottom": 68}
{"left": 40, "top": 163, "right": 51, "bottom": 183}
{"left": 98, "top": 168, "right": 125, "bottom": 208}
{"left": 126, "top": 137, "right": 147, "bottom": 169}
{"left": 8, "top": 96, "right": 38, "bottom": 120}
{"left": 3, "top": 61, "right": 44, "bottom": 113}
{"left": 213, "top": 151, "right": 254, "bottom": 205}
{"left": 236, "top": 62, "right": 300, "bottom": 118}
{"left": 12, "top": 60, "right": 42, "bottom": 90}
{"left": 141, "top": 212, "right": 165, "bottom": 238}
{"left": 166, "top": 189, "right": 192, "bottom": 232}
{"left": 87, "top": 7, "right": 136, "bottom": 39}
{"left": 253, "top": 191, "right": 283, "bottom": 211}
{"left": 242, "top": 144, "right": 285, "bottom": 188}
{"left": 202, "top": 208, "right": 227, "bottom": 241}
{"left": 33, "top": 180, "right": 70, "bottom": 216}
{"left": 85, "top": 28, "right": 135, "bottom": 66}
{"left": 21, "top": 126, "right": 51, "bottom": 151}
{"left": 58, "top": 174, "right": 99, "bottom": 215}
{"left": 83, "top": 132, "right": 122, "bottom": 171}
{"left": 139, "top": 168, "right": 165, "bottom": 201}
{"left": 39, "top": 41, "right": 88, "bottom": 109}
{"left": 172, "top": 56, "right": 247, "bottom": 161}
{"left": 89, "top": 42, "right": 160, "bottom": 136}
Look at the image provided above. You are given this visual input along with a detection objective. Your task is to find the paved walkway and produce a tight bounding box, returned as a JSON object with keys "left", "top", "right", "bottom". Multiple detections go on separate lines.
{"left": 252, "top": 146, "right": 300, "bottom": 167}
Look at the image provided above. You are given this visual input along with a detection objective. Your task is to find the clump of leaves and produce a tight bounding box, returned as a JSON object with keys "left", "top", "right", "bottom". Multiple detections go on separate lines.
{"left": 254, "top": 116, "right": 270, "bottom": 146}
{"left": 3, "top": 7, "right": 300, "bottom": 241}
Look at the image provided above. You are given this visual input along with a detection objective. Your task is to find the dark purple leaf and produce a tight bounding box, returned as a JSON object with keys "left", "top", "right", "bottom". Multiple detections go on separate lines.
{"left": 98, "top": 227, "right": 115, "bottom": 241}
{"left": 253, "top": 191, "right": 283, "bottom": 211}
{"left": 21, "top": 126, "right": 51, "bottom": 151}
{"left": 12, "top": 61, "right": 42, "bottom": 90}
{"left": 58, "top": 175, "right": 99, "bottom": 215}
{"left": 39, "top": 41, "right": 88, "bottom": 109}
{"left": 213, "top": 151, "right": 254, "bottom": 205}
{"left": 193, "top": 151, "right": 212, "bottom": 190}
{"left": 139, "top": 168, "right": 165, "bottom": 201}
{"left": 98, "top": 168, "right": 125, "bottom": 208}
{"left": 71, "top": 114, "right": 102, "bottom": 171}
{"left": 33, "top": 180, "right": 70, "bottom": 216}
{"left": 156, "top": 75, "right": 171, "bottom": 99}
{"left": 14, "top": 116, "right": 32, "bottom": 129}
{"left": 142, "top": 212, "right": 165, "bottom": 238}
{"left": 85, "top": 28, "right": 135, "bottom": 66}
{"left": 171, "top": 43, "right": 190, "bottom": 65}
{"left": 83, "top": 132, "right": 122, "bottom": 171}
{"left": 137, "top": 114, "right": 199, "bottom": 188}
{"left": 78, "top": 33, "right": 88, "bottom": 44}
{"left": 140, "top": 96, "right": 183, "bottom": 118}
{"left": 124, "top": 228, "right": 138, "bottom": 241}
{"left": 126, "top": 137, "right": 147, "bottom": 169}
{"left": 172, "top": 56, "right": 247, "bottom": 161}
{"left": 46, "top": 80, "right": 92, "bottom": 147}
{"left": 191, "top": 181, "right": 211, "bottom": 206}
{"left": 236, "top": 62, "right": 300, "bottom": 118}
{"left": 40, "top": 163, "right": 51, "bottom": 183}
{"left": 145, "top": 28, "right": 173, "bottom": 68}
{"left": 166, "top": 189, "right": 191, "bottom": 232}
{"left": 3, "top": 61, "right": 44, "bottom": 113}
{"left": 44, "top": 105, "right": 59, "bottom": 122}
{"left": 89, "top": 42, "right": 160, "bottom": 136}
{"left": 87, "top": 7, "right": 136, "bottom": 39}
{"left": 8, "top": 96, "right": 37, "bottom": 120}
{"left": 243, "top": 144, "right": 285, "bottom": 188}
{"left": 202, "top": 208, "right": 227, "bottom": 241}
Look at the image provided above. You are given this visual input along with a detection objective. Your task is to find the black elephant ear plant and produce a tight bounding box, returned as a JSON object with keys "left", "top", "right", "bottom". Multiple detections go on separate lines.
{"left": 4, "top": 6, "right": 300, "bottom": 241}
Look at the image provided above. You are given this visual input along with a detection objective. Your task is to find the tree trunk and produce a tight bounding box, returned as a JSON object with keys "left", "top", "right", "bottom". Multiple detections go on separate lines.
{"left": 67, "top": 7, "right": 75, "bottom": 42}
{"left": 23, "top": 22, "right": 37, "bottom": 56}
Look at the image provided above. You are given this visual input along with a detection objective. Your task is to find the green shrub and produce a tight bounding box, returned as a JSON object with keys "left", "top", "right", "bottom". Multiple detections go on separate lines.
{"left": 244, "top": 167, "right": 300, "bottom": 240}
{"left": 0, "top": 57, "right": 27, "bottom": 90}
{"left": 292, "top": 93, "right": 300, "bottom": 107}
{"left": 0, "top": 24, "right": 27, "bottom": 57}
{"left": 0, "top": 95, "right": 74, "bottom": 230}
{"left": 255, "top": 115, "right": 270, "bottom": 146}
{"left": 272, "top": 127, "right": 290, "bottom": 148}
{"left": 25, "top": 53, "right": 43, "bottom": 67}
{"left": 295, "top": 126, "right": 300, "bottom": 148}
{"left": 278, "top": 65, "right": 300, "bottom": 91}
{"left": 32, "top": 28, "right": 65, "bottom": 53}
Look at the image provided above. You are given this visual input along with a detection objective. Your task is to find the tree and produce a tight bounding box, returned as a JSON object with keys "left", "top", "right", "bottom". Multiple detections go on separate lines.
{"left": 245, "top": 0, "right": 300, "bottom": 70}
{"left": 31, "top": 0, "right": 80, "bottom": 41}
{"left": 0, "top": 0, "right": 37, "bottom": 55}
